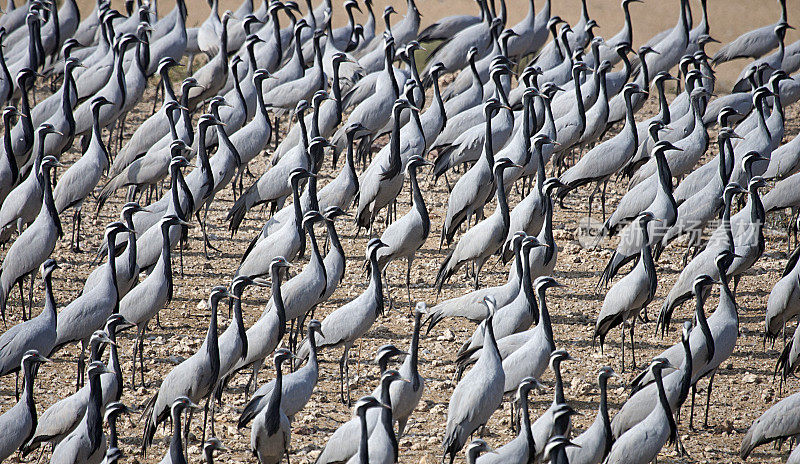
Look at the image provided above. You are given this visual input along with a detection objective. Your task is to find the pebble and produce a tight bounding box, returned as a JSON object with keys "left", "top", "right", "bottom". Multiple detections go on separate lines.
{"left": 197, "top": 299, "right": 208, "bottom": 310}
{"left": 437, "top": 329, "right": 455, "bottom": 342}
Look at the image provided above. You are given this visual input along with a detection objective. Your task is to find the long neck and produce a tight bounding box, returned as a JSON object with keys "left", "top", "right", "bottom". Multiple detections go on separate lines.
{"left": 255, "top": 76, "right": 269, "bottom": 122}
{"left": 160, "top": 224, "right": 174, "bottom": 303}
{"left": 42, "top": 168, "right": 62, "bottom": 239}
{"left": 521, "top": 247, "right": 537, "bottom": 319}
{"left": 272, "top": 275, "right": 287, "bottom": 340}
{"left": 44, "top": 271, "right": 56, "bottom": 321}
{"left": 539, "top": 289, "right": 555, "bottom": 351}
{"left": 640, "top": 224, "right": 656, "bottom": 295}
{"left": 205, "top": 300, "right": 220, "bottom": 392}
{"left": 307, "top": 326, "right": 318, "bottom": 368}
{"left": 749, "top": 186, "right": 765, "bottom": 227}
{"left": 369, "top": 252, "right": 384, "bottom": 317}
{"left": 3, "top": 113, "right": 18, "bottom": 183}
{"left": 717, "top": 138, "right": 729, "bottom": 186}
{"left": 431, "top": 72, "right": 446, "bottom": 130}
{"left": 114, "top": 44, "right": 127, "bottom": 110}
{"left": 409, "top": 312, "right": 422, "bottom": 389}
{"left": 325, "top": 220, "right": 344, "bottom": 261}
{"left": 271, "top": 11, "right": 282, "bottom": 58}
{"left": 521, "top": 96, "right": 533, "bottom": 164}
{"left": 541, "top": 196, "right": 555, "bottom": 262}
{"left": 386, "top": 49, "right": 399, "bottom": 98}
{"left": 484, "top": 111, "right": 494, "bottom": 166}
{"left": 332, "top": 62, "right": 343, "bottom": 125}
{"left": 533, "top": 141, "right": 546, "bottom": 192}
{"left": 86, "top": 372, "right": 104, "bottom": 453}
{"left": 197, "top": 124, "right": 214, "bottom": 196}
{"left": 552, "top": 360, "right": 565, "bottom": 404}
{"left": 298, "top": 112, "right": 309, "bottom": 150}
{"left": 655, "top": 151, "right": 673, "bottom": 195}
{"left": 219, "top": 17, "right": 229, "bottom": 60}
{"left": 384, "top": 107, "right": 403, "bottom": 179}
{"left": 264, "top": 360, "right": 283, "bottom": 435}
{"left": 61, "top": 69, "right": 76, "bottom": 133}
{"left": 655, "top": 367, "right": 677, "bottom": 445}
{"left": 573, "top": 69, "right": 586, "bottom": 125}
{"left": 345, "top": 133, "right": 357, "bottom": 179}
{"left": 624, "top": 92, "right": 638, "bottom": 146}
{"left": 696, "top": 293, "right": 714, "bottom": 363}
{"left": 495, "top": 169, "right": 510, "bottom": 228}
{"left": 22, "top": 363, "right": 37, "bottom": 436}
{"left": 622, "top": 1, "right": 633, "bottom": 42}
{"left": 169, "top": 407, "right": 187, "bottom": 464}
{"left": 409, "top": 168, "right": 428, "bottom": 238}
{"left": 378, "top": 379, "right": 396, "bottom": 456}
{"left": 307, "top": 224, "right": 324, "bottom": 270}
{"left": 357, "top": 410, "right": 369, "bottom": 464}
{"left": 599, "top": 376, "right": 612, "bottom": 456}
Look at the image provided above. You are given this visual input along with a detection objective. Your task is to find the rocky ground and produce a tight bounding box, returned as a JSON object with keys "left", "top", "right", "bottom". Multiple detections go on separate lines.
{"left": 0, "top": 75, "right": 798, "bottom": 464}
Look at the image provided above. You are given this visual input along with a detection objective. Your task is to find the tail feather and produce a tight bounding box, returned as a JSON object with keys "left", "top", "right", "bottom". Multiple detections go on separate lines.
{"left": 96, "top": 174, "right": 129, "bottom": 213}
{"left": 434, "top": 249, "right": 456, "bottom": 295}
{"left": 775, "top": 336, "right": 796, "bottom": 382}
{"left": 141, "top": 390, "right": 161, "bottom": 454}
{"left": 238, "top": 393, "right": 267, "bottom": 429}
{"left": 227, "top": 188, "right": 260, "bottom": 234}
{"left": 433, "top": 146, "right": 455, "bottom": 180}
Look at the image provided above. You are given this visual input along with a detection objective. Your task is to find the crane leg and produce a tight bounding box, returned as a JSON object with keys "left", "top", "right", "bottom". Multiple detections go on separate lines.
{"left": 201, "top": 395, "right": 211, "bottom": 450}
{"left": 704, "top": 370, "right": 716, "bottom": 428}
{"left": 139, "top": 326, "right": 147, "bottom": 387}
{"left": 689, "top": 384, "right": 697, "bottom": 430}
{"left": 76, "top": 348, "right": 85, "bottom": 392}
{"left": 406, "top": 256, "right": 413, "bottom": 314}
{"left": 629, "top": 321, "right": 637, "bottom": 370}
{"left": 345, "top": 347, "right": 352, "bottom": 407}
{"left": 131, "top": 329, "right": 139, "bottom": 389}
{"left": 17, "top": 278, "right": 25, "bottom": 321}
{"left": 620, "top": 322, "right": 625, "bottom": 373}
{"left": 601, "top": 180, "right": 608, "bottom": 223}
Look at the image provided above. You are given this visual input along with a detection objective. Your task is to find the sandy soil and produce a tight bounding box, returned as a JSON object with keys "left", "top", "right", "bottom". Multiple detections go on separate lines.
{"left": 0, "top": 66, "right": 796, "bottom": 464}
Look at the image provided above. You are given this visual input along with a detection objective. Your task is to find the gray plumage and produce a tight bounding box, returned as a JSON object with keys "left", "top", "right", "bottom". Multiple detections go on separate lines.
{"left": 0, "top": 351, "right": 48, "bottom": 462}
{"left": 442, "top": 295, "right": 504, "bottom": 463}
{"left": 740, "top": 388, "right": 800, "bottom": 459}
{"left": 0, "top": 154, "right": 63, "bottom": 322}
{"left": 142, "top": 286, "right": 231, "bottom": 451}
{"left": 0, "top": 260, "right": 58, "bottom": 378}
{"left": 296, "top": 239, "right": 388, "bottom": 406}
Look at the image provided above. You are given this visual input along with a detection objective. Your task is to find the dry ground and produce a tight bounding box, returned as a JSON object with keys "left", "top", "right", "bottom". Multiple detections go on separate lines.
{"left": 3, "top": 1, "right": 800, "bottom": 462}
{"left": 0, "top": 70, "right": 797, "bottom": 464}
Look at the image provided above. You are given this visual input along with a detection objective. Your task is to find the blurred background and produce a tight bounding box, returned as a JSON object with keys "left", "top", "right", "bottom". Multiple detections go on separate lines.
{"left": 76, "top": 0, "right": 800, "bottom": 91}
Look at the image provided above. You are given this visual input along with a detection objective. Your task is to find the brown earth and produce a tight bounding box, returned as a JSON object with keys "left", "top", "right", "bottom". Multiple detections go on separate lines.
{"left": 2, "top": 1, "right": 800, "bottom": 463}
{"left": 0, "top": 70, "right": 797, "bottom": 464}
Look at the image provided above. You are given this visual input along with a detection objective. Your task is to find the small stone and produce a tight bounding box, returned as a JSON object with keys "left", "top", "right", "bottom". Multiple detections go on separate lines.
{"left": 742, "top": 372, "right": 760, "bottom": 384}
{"left": 438, "top": 329, "right": 455, "bottom": 342}
{"left": 196, "top": 299, "right": 208, "bottom": 310}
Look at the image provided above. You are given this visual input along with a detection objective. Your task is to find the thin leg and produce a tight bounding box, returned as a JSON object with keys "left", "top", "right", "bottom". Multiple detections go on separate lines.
{"left": 630, "top": 321, "right": 636, "bottom": 370}
{"left": 406, "top": 256, "right": 413, "bottom": 313}
{"left": 17, "top": 278, "right": 25, "bottom": 321}
{"left": 201, "top": 395, "right": 210, "bottom": 448}
{"left": 620, "top": 322, "right": 626, "bottom": 373}
{"left": 338, "top": 350, "right": 346, "bottom": 404}
{"left": 344, "top": 347, "right": 351, "bottom": 407}
{"left": 601, "top": 180, "right": 608, "bottom": 223}
{"left": 689, "top": 384, "right": 697, "bottom": 430}
{"left": 704, "top": 371, "right": 716, "bottom": 428}
{"left": 139, "top": 326, "right": 146, "bottom": 388}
